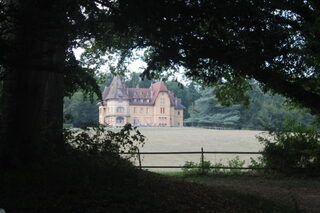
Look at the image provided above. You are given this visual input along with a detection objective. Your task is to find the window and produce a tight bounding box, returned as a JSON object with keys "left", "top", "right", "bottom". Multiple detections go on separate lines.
{"left": 178, "top": 111, "right": 180, "bottom": 115}
{"left": 160, "top": 107, "right": 165, "bottom": 114}
{"left": 118, "top": 97, "right": 123, "bottom": 102}
{"left": 147, "top": 99, "right": 150, "bottom": 103}
{"left": 160, "top": 98, "right": 165, "bottom": 104}
{"left": 116, "top": 107, "right": 124, "bottom": 113}
{"left": 140, "top": 99, "right": 143, "bottom": 103}
{"left": 133, "top": 118, "right": 139, "bottom": 124}
{"left": 140, "top": 107, "right": 144, "bottom": 113}
{"left": 116, "top": 117, "right": 124, "bottom": 123}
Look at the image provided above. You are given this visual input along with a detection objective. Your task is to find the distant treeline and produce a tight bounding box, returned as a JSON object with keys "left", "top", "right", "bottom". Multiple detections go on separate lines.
{"left": 185, "top": 85, "right": 315, "bottom": 130}
{"left": 64, "top": 73, "right": 315, "bottom": 129}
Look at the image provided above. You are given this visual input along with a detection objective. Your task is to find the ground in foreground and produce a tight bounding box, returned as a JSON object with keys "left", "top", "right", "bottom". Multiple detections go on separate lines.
{"left": 160, "top": 171, "right": 320, "bottom": 213}
{"left": 0, "top": 154, "right": 298, "bottom": 213}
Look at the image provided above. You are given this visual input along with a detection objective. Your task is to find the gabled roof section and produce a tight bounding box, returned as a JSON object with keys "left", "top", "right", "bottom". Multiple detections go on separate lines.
{"left": 174, "top": 98, "right": 185, "bottom": 109}
{"left": 103, "top": 76, "right": 129, "bottom": 100}
{"left": 101, "top": 76, "right": 185, "bottom": 109}
{"left": 150, "top": 81, "right": 168, "bottom": 92}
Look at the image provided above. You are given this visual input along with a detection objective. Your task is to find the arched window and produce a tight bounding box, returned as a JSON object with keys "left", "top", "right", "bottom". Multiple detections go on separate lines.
{"left": 116, "top": 107, "right": 124, "bottom": 113}
{"left": 116, "top": 117, "right": 124, "bottom": 123}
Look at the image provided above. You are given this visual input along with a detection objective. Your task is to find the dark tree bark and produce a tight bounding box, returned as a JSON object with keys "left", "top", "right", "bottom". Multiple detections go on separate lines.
{"left": 0, "top": 0, "right": 68, "bottom": 168}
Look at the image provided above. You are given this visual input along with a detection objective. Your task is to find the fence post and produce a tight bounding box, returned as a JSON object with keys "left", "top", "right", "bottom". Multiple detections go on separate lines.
{"left": 201, "top": 147, "right": 204, "bottom": 174}
{"left": 137, "top": 149, "right": 142, "bottom": 170}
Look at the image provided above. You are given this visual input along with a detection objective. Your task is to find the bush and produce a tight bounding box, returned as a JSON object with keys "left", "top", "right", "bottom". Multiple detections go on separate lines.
{"left": 228, "top": 156, "right": 245, "bottom": 174}
{"left": 248, "top": 157, "right": 266, "bottom": 174}
{"left": 258, "top": 118, "right": 320, "bottom": 175}
{"left": 182, "top": 156, "right": 262, "bottom": 176}
{"left": 182, "top": 160, "right": 212, "bottom": 175}
{"left": 211, "top": 161, "right": 224, "bottom": 174}
{"left": 63, "top": 123, "right": 145, "bottom": 159}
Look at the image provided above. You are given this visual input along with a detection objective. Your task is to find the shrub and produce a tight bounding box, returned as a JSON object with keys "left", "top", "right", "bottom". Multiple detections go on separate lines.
{"left": 182, "top": 160, "right": 212, "bottom": 175}
{"left": 258, "top": 118, "right": 320, "bottom": 175}
{"left": 201, "top": 160, "right": 212, "bottom": 175}
{"left": 182, "top": 161, "right": 198, "bottom": 175}
{"left": 63, "top": 123, "right": 145, "bottom": 159}
{"left": 182, "top": 157, "right": 250, "bottom": 175}
{"left": 248, "top": 157, "right": 266, "bottom": 174}
{"left": 211, "top": 161, "right": 224, "bottom": 174}
{"left": 228, "top": 156, "right": 245, "bottom": 174}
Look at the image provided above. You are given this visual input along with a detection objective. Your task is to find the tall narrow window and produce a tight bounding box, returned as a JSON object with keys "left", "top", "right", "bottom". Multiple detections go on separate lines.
{"left": 160, "top": 107, "right": 165, "bottom": 114}
{"left": 160, "top": 98, "right": 165, "bottom": 104}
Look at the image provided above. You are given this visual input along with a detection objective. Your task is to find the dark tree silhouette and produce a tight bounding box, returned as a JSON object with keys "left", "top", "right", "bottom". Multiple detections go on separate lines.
{"left": 1, "top": 0, "right": 319, "bottom": 167}
{"left": 103, "top": 0, "right": 320, "bottom": 114}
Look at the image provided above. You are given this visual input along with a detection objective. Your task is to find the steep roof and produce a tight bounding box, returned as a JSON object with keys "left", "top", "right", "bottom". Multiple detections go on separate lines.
{"left": 103, "top": 76, "right": 129, "bottom": 100}
{"left": 102, "top": 76, "right": 185, "bottom": 109}
{"left": 150, "top": 81, "right": 168, "bottom": 92}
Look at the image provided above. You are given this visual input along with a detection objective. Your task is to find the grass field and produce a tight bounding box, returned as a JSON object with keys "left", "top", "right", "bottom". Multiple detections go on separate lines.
{"left": 131, "top": 127, "right": 264, "bottom": 170}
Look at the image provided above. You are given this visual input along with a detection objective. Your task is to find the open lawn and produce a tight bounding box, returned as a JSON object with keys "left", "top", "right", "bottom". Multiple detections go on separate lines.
{"left": 133, "top": 127, "right": 264, "bottom": 170}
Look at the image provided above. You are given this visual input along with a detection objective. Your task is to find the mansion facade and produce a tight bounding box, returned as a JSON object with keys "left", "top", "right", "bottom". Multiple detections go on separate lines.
{"left": 98, "top": 76, "right": 185, "bottom": 127}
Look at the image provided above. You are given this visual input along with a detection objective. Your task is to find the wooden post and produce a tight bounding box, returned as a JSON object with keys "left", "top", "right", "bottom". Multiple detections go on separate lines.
{"left": 137, "top": 149, "right": 142, "bottom": 170}
{"left": 201, "top": 147, "right": 204, "bottom": 174}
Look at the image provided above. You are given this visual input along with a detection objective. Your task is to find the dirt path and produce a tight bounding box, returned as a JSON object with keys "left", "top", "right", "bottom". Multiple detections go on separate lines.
{"left": 192, "top": 176, "right": 320, "bottom": 213}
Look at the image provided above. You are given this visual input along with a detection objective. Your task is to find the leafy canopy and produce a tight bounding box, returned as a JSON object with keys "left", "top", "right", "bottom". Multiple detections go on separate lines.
{"left": 87, "top": 0, "right": 320, "bottom": 115}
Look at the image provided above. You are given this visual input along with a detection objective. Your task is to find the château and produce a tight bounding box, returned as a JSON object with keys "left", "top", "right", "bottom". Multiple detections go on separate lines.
{"left": 98, "top": 76, "right": 184, "bottom": 127}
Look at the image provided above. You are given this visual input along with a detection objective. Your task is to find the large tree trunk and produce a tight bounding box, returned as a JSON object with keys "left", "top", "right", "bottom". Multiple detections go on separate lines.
{"left": 0, "top": 0, "right": 68, "bottom": 168}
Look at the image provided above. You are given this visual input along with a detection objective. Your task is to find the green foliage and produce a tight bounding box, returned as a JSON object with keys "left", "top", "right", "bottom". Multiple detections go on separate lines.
{"left": 181, "top": 156, "right": 265, "bottom": 176}
{"left": 211, "top": 161, "right": 224, "bottom": 174}
{"left": 215, "top": 77, "right": 251, "bottom": 107}
{"left": 185, "top": 88, "right": 242, "bottom": 128}
{"left": 258, "top": 119, "right": 320, "bottom": 175}
{"left": 64, "top": 91, "right": 99, "bottom": 127}
{"left": 166, "top": 81, "right": 200, "bottom": 118}
{"left": 106, "top": 0, "right": 320, "bottom": 115}
{"left": 186, "top": 83, "right": 316, "bottom": 130}
{"left": 228, "top": 156, "right": 245, "bottom": 174}
{"left": 182, "top": 161, "right": 199, "bottom": 175}
{"left": 248, "top": 157, "right": 266, "bottom": 174}
{"left": 182, "top": 160, "right": 212, "bottom": 175}
{"left": 63, "top": 123, "right": 145, "bottom": 159}
{"left": 125, "top": 72, "right": 154, "bottom": 88}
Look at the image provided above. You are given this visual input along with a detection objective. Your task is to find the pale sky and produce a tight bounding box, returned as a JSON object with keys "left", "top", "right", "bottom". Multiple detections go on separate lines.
{"left": 73, "top": 48, "right": 188, "bottom": 83}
